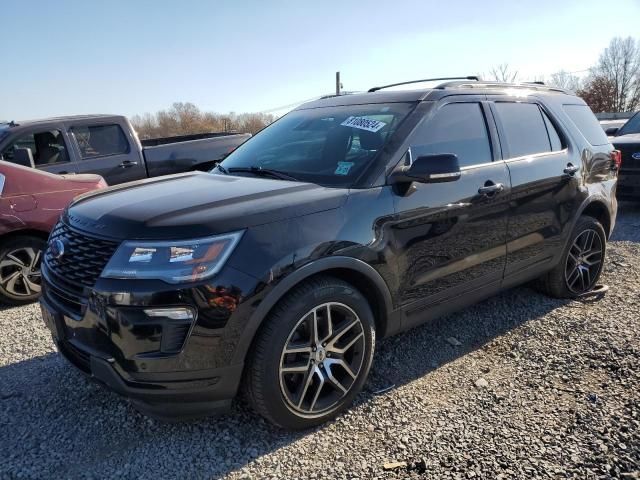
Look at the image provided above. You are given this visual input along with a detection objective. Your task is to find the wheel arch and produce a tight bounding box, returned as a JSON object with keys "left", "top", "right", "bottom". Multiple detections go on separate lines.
{"left": 231, "top": 256, "right": 395, "bottom": 365}
{"left": 578, "top": 198, "right": 612, "bottom": 238}
{"left": 0, "top": 228, "right": 50, "bottom": 245}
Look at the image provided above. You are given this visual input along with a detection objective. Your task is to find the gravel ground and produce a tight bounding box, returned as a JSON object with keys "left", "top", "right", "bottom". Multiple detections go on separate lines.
{"left": 1, "top": 204, "right": 639, "bottom": 479}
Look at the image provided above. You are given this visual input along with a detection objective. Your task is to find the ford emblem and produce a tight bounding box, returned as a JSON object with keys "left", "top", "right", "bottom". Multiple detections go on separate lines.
{"left": 49, "top": 239, "right": 66, "bottom": 260}
{"left": 632, "top": 152, "right": 640, "bottom": 160}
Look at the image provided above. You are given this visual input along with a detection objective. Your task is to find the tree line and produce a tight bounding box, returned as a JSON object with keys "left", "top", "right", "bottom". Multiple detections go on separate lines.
{"left": 131, "top": 103, "right": 276, "bottom": 139}
{"left": 490, "top": 36, "right": 640, "bottom": 113}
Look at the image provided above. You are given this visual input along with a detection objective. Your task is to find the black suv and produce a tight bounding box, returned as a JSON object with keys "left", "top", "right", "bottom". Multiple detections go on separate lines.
{"left": 605, "top": 111, "right": 640, "bottom": 199}
{"left": 40, "top": 78, "right": 618, "bottom": 429}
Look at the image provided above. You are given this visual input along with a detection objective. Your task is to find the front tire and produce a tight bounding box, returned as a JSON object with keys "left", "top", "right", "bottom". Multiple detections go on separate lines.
{"left": 245, "top": 276, "right": 376, "bottom": 429}
{"left": 0, "top": 236, "right": 46, "bottom": 305}
{"left": 537, "top": 216, "right": 607, "bottom": 299}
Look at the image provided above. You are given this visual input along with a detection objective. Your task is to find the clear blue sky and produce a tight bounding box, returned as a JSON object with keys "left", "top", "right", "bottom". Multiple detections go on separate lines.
{"left": 2, "top": 0, "right": 640, "bottom": 120}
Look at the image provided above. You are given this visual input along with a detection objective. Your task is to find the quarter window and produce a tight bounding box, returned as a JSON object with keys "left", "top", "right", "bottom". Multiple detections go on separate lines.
{"left": 412, "top": 103, "right": 492, "bottom": 168}
{"left": 72, "top": 124, "right": 129, "bottom": 159}
{"left": 563, "top": 104, "right": 610, "bottom": 146}
{"left": 494, "top": 102, "right": 553, "bottom": 158}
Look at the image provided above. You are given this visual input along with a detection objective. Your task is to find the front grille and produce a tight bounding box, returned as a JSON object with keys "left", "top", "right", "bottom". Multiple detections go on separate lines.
{"left": 44, "top": 222, "right": 120, "bottom": 295}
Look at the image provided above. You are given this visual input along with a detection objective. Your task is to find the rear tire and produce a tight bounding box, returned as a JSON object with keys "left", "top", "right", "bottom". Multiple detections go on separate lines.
{"left": 0, "top": 236, "right": 46, "bottom": 305}
{"left": 244, "top": 275, "right": 376, "bottom": 429}
{"left": 536, "top": 216, "right": 606, "bottom": 299}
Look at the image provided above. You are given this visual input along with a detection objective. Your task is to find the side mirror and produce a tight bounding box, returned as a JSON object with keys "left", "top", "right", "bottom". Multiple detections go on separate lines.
{"left": 605, "top": 127, "right": 619, "bottom": 136}
{"left": 13, "top": 148, "right": 35, "bottom": 168}
{"left": 389, "top": 153, "right": 461, "bottom": 185}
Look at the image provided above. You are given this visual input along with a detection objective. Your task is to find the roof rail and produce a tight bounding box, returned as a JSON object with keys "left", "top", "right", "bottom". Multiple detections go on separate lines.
{"left": 368, "top": 76, "right": 479, "bottom": 93}
{"left": 439, "top": 81, "right": 574, "bottom": 95}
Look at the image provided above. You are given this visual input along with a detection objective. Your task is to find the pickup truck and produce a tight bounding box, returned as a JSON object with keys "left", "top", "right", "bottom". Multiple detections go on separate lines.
{"left": 605, "top": 111, "right": 640, "bottom": 199}
{"left": 0, "top": 115, "right": 250, "bottom": 185}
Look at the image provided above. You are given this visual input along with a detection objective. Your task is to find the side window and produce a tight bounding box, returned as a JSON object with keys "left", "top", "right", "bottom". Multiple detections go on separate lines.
{"left": 494, "top": 102, "right": 552, "bottom": 158}
{"left": 72, "top": 124, "right": 129, "bottom": 159}
{"left": 541, "top": 110, "right": 563, "bottom": 151}
{"left": 412, "top": 103, "right": 492, "bottom": 168}
{"left": 0, "top": 130, "right": 70, "bottom": 166}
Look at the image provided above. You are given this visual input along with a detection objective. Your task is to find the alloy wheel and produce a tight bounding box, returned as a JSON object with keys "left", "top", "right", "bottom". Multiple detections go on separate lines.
{"left": 279, "top": 302, "right": 366, "bottom": 417}
{"left": 565, "top": 228, "right": 603, "bottom": 294}
{"left": 0, "top": 247, "right": 42, "bottom": 297}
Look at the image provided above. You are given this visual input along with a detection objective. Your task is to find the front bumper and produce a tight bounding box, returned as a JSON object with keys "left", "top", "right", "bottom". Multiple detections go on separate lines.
{"left": 40, "top": 262, "right": 258, "bottom": 419}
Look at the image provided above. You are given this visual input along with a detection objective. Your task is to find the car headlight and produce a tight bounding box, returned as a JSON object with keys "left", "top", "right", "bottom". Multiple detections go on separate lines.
{"left": 101, "top": 231, "right": 243, "bottom": 284}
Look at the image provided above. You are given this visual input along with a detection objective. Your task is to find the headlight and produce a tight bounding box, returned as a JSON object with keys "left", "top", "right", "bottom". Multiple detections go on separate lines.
{"left": 101, "top": 231, "right": 243, "bottom": 284}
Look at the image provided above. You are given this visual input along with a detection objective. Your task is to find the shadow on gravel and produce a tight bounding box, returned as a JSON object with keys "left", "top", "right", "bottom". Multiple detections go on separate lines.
{"left": 611, "top": 201, "right": 640, "bottom": 242}
{"left": 0, "top": 284, "right": 572, "bottom": 479}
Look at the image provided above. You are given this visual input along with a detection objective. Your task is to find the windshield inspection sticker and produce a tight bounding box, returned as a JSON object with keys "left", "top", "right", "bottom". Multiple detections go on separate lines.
{"left": 341, "top": 116, "right": 386, "bottom": 132}
{"left": 335, "top": 162, "right": 354, "bottom": 175}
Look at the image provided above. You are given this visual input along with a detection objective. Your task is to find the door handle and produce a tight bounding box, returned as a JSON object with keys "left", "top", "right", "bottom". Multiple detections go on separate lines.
{"left": 120, "top": 161, "right": 138, "bottom": 168}
{"left": 478, "top": 182, "right": 504, "bottom": 196}
{"left": 564, "top": 164, "right": 579, "bottom": 175}
{"left": 58, "top": 171, "right": 69, "bottom": 174}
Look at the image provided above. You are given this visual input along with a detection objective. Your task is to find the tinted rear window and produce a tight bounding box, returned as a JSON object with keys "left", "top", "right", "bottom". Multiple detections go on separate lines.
{"left": 494, "top": 102, "right": 552, "bottom": 158}
{"left": 563, "top": 104, "right": 609, "bottom": 146}
{"left": 618, "top": 112, "right": 640, "bottom": 136}
{"left": 72, "top": 124, "right": 129, "bottom": 159}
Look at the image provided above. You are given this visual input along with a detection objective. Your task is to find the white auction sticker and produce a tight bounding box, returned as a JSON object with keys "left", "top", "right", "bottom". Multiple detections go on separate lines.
{"left": 340, "top": 116, "right": 386, "bottom": 132}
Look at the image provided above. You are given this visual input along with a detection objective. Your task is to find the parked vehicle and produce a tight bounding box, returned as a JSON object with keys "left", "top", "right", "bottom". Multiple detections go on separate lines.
{"left": 600, "top": 119, "right": 627, "bottom": 134}
{"left": 605, "top": 111, "right": 640, "bottom": 199}
{"left": 0, "top": 115, "right": 250, "bottom": 185}
{"left": 40, "top": 78, "right": 618, "bottom": 429}
{"left": 0, "top": 161, "right": 106, "bottom": 304}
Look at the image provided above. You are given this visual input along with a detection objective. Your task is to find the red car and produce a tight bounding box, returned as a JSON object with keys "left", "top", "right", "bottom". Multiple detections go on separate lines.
{"left": 0, "top": 161, "right": 106, "bottom": 304}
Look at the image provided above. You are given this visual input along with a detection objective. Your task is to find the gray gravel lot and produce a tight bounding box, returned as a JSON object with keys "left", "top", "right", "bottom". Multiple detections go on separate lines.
{"left": 1, "top": 204, "right": 639, "bottom": 479}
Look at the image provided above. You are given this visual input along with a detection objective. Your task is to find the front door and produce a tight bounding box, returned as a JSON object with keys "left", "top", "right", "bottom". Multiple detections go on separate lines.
{"left": 0, "top": 127, "right": 78, "bottom": 174}
{"left": 389, "top": 98, "right": 510, "bottom": 329}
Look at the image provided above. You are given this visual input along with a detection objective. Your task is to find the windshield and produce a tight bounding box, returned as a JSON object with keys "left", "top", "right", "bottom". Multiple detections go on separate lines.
{"left": 618, "top": 112, "right": 640, "bottom": 136}
{"left": 217, "top": 102, "right": 415, "bottom": 187}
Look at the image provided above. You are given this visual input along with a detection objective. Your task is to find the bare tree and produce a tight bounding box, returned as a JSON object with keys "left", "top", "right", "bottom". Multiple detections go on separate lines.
{"left": 489, "top": 64, "right": 518, "bottom": 83}
{"left": 548, "top": 70, "right": 583, "bottom": 91}
{"left": 592, "top": 36, "right": 640, "bottom": 111}
{"left": 131, "top": 103, "right": 275, "bottom": 139}
{"left": 576, "top": 76, "right": 617, "bottom": 113}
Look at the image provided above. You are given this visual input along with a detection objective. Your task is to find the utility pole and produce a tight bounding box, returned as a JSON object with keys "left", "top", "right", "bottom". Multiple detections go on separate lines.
{"left": 336, "top": 71, "right": 341, "bottom": 96}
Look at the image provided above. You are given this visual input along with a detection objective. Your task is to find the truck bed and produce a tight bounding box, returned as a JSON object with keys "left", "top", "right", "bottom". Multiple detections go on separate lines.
{"left": 142, "top": 133, "right": 251, "bottom": 178}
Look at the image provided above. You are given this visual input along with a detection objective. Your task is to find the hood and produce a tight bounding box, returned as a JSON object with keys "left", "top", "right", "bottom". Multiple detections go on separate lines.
{"left": 66, "top": 172, "right": 348, "bottom": 240}
{"left": 611, "top": 133, "right": 640, "bottom": 146}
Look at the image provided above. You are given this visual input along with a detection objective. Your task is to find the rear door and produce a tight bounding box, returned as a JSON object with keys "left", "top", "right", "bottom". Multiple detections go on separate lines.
{"left": 489, "top": 98, "right": 580, "bottom": 282}
{"left": 67, "top": 121, "right": 146, "bottom": 184}
{"left": 390, "top": 97, "right": 511, "bottom": 328}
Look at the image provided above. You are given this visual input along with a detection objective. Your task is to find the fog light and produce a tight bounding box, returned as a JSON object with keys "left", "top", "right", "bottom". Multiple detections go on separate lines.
{"left": 144, "top": 307, "right": 195, "bottom": 320}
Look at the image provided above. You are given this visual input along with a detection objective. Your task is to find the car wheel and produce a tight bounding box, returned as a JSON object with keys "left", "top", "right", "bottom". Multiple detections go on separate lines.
{"left": 0, "top": 236, "right": 46, "bottom": 305}
{"left": 245, "top": 275, "right": 376, "bottom": 429}
{"left": 537, "top": 216, "right": 607, "bottom": 299}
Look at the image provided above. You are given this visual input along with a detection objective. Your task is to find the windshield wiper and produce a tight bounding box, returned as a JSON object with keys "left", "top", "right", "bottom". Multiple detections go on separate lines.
{"left": 227, "top": 166, "right": 299, "bottom": 181}
{"left": 214, "top": 163, "right": 229, "bottom": 174}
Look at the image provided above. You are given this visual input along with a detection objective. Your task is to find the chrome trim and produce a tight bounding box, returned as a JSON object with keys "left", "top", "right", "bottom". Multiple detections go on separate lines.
{"left": 503, "top": 148, "right": 569, "bottom": 164}
{"left": 430, "top": 172, "right": 461, "bottom": 179}
{"left": 0, "top": 173, "right": 5, "bottom": 195}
